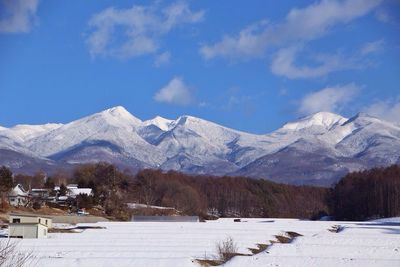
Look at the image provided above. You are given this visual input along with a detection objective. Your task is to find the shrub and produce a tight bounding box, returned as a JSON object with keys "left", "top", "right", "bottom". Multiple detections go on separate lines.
{"left": 32, "top": 202, "right": 41, "bottom": 210}
{"left": 215, "top": 236, "right": 238, "bottom": 263}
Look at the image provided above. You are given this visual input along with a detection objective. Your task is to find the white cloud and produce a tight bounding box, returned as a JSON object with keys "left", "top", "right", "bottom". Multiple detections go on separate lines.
{"left": 364, "top": 98, "right": 400, "bottom": 124}
{"left": 162, "top": 1, "right": 205, "bottom": 29}
{"left": 86, "top": 1, "right": 204, "bottom": 59}
{"left": 154, "top": 51, "right": 171, "bottom": 67}
{"left": 154, "top": 77, "right": 193, "bottom": 106}
{"left": 298, "top": 84, "right": 360, "bottom": 115}
{"left": 360, "top": 39, "right": 384, "bottom": 55}
{"left": 200, "top": 0, "right": 382, "bottom": 60}
{"left": 200, "top": 20, "right": 270, "bottom": 60}
{"left": 375, "top": 8, "right": 392, "bottom": 23}
{"left": 271, "top": 46, "right": 360, "bottom": 79}
{"left": 0, "top": 0, "right": 39, "bottom": 33}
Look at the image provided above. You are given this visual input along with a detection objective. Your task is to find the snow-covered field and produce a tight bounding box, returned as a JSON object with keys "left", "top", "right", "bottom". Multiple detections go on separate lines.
{"left": 14, "top": 218, "right": 400, "bottom": 267}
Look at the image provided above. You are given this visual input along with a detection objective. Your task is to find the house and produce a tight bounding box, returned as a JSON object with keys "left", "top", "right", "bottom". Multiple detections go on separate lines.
{"left": 8, "top": 213, "right": 52, "bottom": 239}
{"left": 67, "top": 186, "right": 93, "bottom": 198}
{"left": 54, "top": 184, "right": 93, "bottom": 196}
{"left": 8, "top": 184, "right": 29, "bottom": 207}
{"left": 30, "top": 188, "right": 50, "bottom": 199}
{"left": 53, "top": 184, "right": 93, "bottom": 204}
{"left": 57, "top": 184, "right": 93, "bottom": 198}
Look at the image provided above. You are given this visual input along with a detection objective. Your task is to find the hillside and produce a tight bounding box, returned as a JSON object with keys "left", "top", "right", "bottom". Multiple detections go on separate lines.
{"left": 1, "top": 106, "right": 400, "bottom": 186}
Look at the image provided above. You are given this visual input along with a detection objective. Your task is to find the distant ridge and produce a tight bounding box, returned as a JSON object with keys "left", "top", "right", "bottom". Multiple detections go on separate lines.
{"left": 1, "top": 107, "right": 400, "bottom": 186}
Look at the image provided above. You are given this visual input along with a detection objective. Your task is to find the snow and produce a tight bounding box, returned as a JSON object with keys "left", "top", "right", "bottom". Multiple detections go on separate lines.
{"left": 9, "top": 123, "right": 63, "bottom": 141}
{"left": 13, "top": 218, "right": 400, "bottom": 267}
{"left": 143, "top": 116, "right": 174, "bottom": 131}
{"left": 282, "top": 112, "right": 347, "bottom": 131}
{"left": 25, "top": 106, "right": 166, "bottom": 165}
{"left": 370, "top": 217, "right": 400, "bottom": 223}
{"left": 2, "top": 106, "right": 400, "bottom": 178}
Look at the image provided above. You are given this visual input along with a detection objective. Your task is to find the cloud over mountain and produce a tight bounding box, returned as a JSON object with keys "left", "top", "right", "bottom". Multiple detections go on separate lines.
{"left": 85, "top": 1, "right": 204, "bottom": 59}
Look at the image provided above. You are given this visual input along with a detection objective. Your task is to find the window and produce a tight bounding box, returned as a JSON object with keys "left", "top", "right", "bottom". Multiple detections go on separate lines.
{"left": 45, "top": 219, "right": 48, "bottom": 225}
{"left": 43, "top": 229, "right": 47, "bottom": 236}
{"left": 39, "top": 218, "right": 41, "bottom": 224}
{"left": 12, "top": 218, "right": 20, "bottom": 223}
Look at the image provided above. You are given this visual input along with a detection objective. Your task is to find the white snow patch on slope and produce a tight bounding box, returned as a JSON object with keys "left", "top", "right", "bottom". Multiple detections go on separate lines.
{"left": 282, "top": 112, "right": 347, "bottom": 131}
{"left": 142, "top": 116, "right": 174, "bottom": 131}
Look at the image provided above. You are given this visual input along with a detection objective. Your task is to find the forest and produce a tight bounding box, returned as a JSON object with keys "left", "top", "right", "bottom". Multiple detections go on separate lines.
{"left": 1, "top": 163, "right": 399, "bottom": 221}
{"left": 330, "top": 165, "right": 400, "bottom": 220}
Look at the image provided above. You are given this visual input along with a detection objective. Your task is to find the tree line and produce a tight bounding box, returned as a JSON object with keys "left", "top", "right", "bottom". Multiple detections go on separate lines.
{"left": 330, "top": 165, "right": 400, "bottom": 220}
{"left": 1, "top": 163, "right": 399, "bottom": 220}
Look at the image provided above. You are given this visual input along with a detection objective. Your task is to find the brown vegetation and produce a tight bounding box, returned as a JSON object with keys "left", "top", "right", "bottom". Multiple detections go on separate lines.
{"left": 248, "top": 243, "right": 269, "bottom": 254}
{"left": 132, "top": 169, "right": 328, "bottom": 219}
{"left": 4, "top": 163, "right": 399, "bottom": 221}
{"left": 330, "top": 165, "right": 400, "bottom": 220}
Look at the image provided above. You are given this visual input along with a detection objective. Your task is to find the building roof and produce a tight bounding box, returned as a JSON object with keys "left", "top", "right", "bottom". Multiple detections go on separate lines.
{"left": 9, "top": 222, "right": 49, "bottom": 227}
{"left": 8, "top": 184, "right": 29, "bottom": 197}
{"left": 31, "top": 188, "right": 49, "bottom": 192}
{"left": 9, "top": 213, "right": 53, "bottom": 219}
{"left": 68, "top": 188, "right": 93, "bottom": 196}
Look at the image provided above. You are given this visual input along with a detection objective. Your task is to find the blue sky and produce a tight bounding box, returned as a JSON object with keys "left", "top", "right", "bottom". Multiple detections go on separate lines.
{"left": 0, "top": 0, "right": 399, "bottom": 133}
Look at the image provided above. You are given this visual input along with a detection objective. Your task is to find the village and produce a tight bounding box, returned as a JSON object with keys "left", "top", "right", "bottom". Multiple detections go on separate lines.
{"left": 8, "top": 182, "right": 93, "bottom": 213}
{"left": 0, "top": 182, "right": 93, "bottom": 239}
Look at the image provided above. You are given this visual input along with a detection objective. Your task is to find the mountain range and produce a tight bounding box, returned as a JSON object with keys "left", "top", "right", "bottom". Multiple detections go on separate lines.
{"left": 1, "top": 106, "right": 400, "bottom": 186}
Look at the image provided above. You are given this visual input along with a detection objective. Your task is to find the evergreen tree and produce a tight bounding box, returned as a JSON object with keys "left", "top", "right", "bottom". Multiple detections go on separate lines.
{"left": 59, "top": 183, "right": 67, "bottom": 196}
{"left": 0, "top": 166, "right": 14, "bottom": 208}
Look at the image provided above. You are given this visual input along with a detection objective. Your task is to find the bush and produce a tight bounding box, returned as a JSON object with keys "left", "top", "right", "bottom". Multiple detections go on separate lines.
{"left": 215, "top": 236, "right": 238, "bottom": 263}
{"left": 32, "top": 202, "right": 41, "bottom": 210}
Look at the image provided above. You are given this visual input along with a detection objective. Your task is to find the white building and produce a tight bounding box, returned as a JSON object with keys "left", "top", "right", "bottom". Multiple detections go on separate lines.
{"left": 31, "top": 188, "right": 50, "bottom": 198}
{"left": 65, "top": 184, "right": 93, "bottom": 198}
{"left": 8, "top": 184, "right": 29, "bottom": 207}
{"left": 9, "top": 213, "right": 52, "bottom": 239}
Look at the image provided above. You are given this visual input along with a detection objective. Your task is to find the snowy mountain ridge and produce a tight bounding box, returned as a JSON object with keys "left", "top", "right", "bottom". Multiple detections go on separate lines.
{"left": 1, "top": 106, "right": 399, "bottom": 186}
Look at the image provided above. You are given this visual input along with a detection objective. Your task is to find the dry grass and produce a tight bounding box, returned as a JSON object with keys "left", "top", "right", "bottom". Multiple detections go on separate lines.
{"left": 274, "top": 234, "right": 292, "bottom": 244}
{"left": 216, "top": 236, "right": 238, "bottom": 262}
{"left": 196, "top": 231, "right": 304, "bottom": 266}
{"left": 272, "top": 231, "right": 303, "bottom": 244}
{"left": 328, "top": 225, "right": 343, "bottom": 233}
{"left": 195, "top": 237, "right": 252, "bottom": 266}
{"left": 248, "top": 243, "right": 269, "bottom": 254}
{"left": 286, "top": 231, "right": 303, "bottom": 238}
{"left": 195, "top": 253, "right": 251, "bottom": 267}
{"left": 195, "top": 259, "right": 222, "bottom": 267}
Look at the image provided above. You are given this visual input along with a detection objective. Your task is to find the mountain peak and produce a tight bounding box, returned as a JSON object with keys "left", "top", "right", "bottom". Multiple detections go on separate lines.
{"left": 143, "top": 116, "right": 174, "bottom": 131}
{"left": 103, "top": 106, "right": 129, "bottom": 116}
{"left": 99, "top": 106, "right": 142, "bottom": 125}
{"left": 282, "top": 112, "right": 347, "bottom": 131}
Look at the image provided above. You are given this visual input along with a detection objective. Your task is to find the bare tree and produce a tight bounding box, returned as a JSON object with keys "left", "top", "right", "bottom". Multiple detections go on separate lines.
{"left": 0, "top": 239, "right": 35, "bottom": 267}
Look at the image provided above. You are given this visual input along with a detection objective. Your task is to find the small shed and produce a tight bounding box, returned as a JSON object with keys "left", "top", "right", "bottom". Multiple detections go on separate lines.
{"left": 8, "top": 213, "right": 52, "bottom": 239}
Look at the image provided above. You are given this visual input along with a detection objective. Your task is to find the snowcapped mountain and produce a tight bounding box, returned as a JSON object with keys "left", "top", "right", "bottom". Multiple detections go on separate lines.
{"left": 1, "top": 106, "right": 399, "bottom": 186}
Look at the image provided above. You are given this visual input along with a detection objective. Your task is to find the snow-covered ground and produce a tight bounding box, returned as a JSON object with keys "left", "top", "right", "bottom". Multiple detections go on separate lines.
{"left": 13, "top": 218, "right": 400, "bottom": 267}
